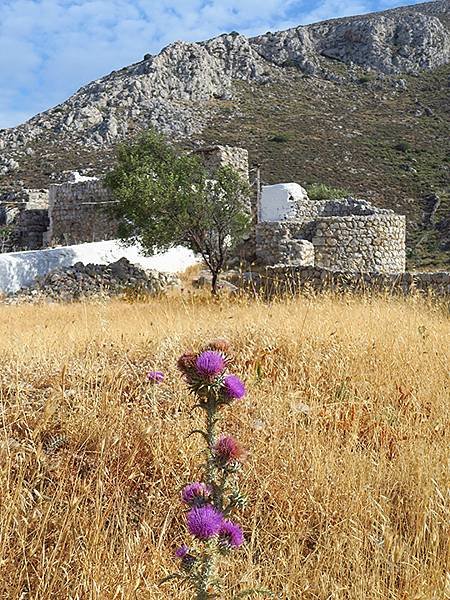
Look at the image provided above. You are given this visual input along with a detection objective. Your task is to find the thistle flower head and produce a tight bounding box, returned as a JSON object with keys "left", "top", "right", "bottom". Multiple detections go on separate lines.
{"left": 174, "top": 544, "right": 196, "bottom": 571}
{"left": 177, "top": 352, "right": 197, "bottom": 376}
{"left": 219, "top": 520, "right": 244, "bottom": 549}
{"left": 222, "top": 374, "right": 246, "bottom": 400}
{"left": 202, "top": 339, "right": 233, "bottom": 365}
{"left": 195, "top": 351, "right": 226, "bottom": 380}
{"left": 213, "top": 435, "right": 246, "bottom": 466}
{"left": 146, "top": 370, "right": 164, "bottom": 384}
{"left": 203, "top": 339, "right": 231, "bottom": 355}
{"left": 181, "top": 482, "right": 212, "bottom": 506}
{"left": 175, "top": 544, "right": 190, "bottom": 559}
{"left": 187, "top": 505, "right": 223, "bottom": 540}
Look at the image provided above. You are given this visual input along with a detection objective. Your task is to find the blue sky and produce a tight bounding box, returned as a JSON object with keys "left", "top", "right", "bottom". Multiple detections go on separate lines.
{"left": 0, "top": 0, "right": 425, "bottom": 129}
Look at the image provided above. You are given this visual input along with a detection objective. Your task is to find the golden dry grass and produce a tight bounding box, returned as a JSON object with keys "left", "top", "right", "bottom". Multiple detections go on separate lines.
{"left": 0, "top": 293, "right": 448, "bottom": 599}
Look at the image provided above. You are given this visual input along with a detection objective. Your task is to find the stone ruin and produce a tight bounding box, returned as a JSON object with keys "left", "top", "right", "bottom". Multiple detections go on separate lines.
{"left": 0, "top": 188, "right": 49, "bottom": 252}
{"left": 2, "top": 143, "right": 448, "bottom": 296}
{"left": 0, "top": 145, "right": 250, "bottom": 252}
{"left": 0, "top": 143, "right": 411, "bottom": 277}
{"left": 256, "top": 183, "right": 406, "bottom": 274}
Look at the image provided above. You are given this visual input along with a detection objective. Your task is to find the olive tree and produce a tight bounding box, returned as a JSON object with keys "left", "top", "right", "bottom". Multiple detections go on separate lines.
{"left": 105, "top": 130, "right": 251, "bottom": 294}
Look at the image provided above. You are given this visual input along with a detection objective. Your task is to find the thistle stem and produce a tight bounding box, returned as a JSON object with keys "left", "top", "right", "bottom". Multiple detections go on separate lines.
{"left": 198, "top": 398, "right": 219, "bottom": 598}
{"left": 196, "top": 550, "right": 215, "bottom": 600}
{"left": 205, "top": 397, "right": 217, "bottom": 487}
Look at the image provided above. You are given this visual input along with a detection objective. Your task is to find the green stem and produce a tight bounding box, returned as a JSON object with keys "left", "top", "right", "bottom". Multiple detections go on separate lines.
{"left": 198, "top": 397, "right": 219, "bottom": 599}
{"left": 205, "top": 397, "right": 217, "bottom": 487}
{"left": 196, "top": 553, "right": 213, "bottom": 599}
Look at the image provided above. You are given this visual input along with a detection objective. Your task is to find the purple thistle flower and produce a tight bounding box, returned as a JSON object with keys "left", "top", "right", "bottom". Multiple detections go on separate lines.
{"left": 219, "top": 520, "right": 244, "bottom": 549}
{"left": 181, "top": 482, "right": 212, "bottom": 506}
{"left": 175, "top": 544, "right": 196, "bottom": 571}
{"left": 214, "top": 435, "right": 246, "bottom": 465}
{"left": 187, "top": 505, "right": 223, "bottom": 540}
{"left": 146, "top": 370, "right": 164, "bottom": 384}
{"left": 195, "top": 351, "right": 226, "bottom": 380}
{"left": 175, "top": 544, "right": 190, "bottom": 559}
{"left": 223, "top": 374, "right": 246, "bottom": 400}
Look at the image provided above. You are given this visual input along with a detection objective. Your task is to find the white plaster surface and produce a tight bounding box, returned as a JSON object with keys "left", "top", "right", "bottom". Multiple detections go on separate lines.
{"left": 259, "top": 183, "right": 308, "bottom": 222}
{"left": 0, "top": 240, "right": 199, "bottom": 294}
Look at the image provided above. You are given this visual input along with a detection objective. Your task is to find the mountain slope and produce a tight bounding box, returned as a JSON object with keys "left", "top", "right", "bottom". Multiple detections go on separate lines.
{"left": 0, "top": 0, "right": 449, "bottom": 267}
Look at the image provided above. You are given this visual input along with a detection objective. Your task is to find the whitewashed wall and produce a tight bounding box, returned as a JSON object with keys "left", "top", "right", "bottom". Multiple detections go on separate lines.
{"left": 259, "top": 183, "right": 308, "bottom": 222}
{"left": 0, "top": 240, "right": 199, "bottom": 294}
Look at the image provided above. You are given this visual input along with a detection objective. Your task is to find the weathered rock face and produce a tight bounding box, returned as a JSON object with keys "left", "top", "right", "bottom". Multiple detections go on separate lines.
{"left": 7, "top": 257, "right": 180, "bottom": 303}
{"left": 310, "top": 10, "right": 450, "bottom": 74}
{"left": 0, "top": 1, "right": 448, "bottom": 170}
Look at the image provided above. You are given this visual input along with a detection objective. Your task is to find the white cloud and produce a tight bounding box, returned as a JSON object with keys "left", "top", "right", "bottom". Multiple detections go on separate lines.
{"left": 298, "top": 0, "right": 372, "bottom": 23}
{"left": 0, "top": 0, "right": 424, "bottom": 129}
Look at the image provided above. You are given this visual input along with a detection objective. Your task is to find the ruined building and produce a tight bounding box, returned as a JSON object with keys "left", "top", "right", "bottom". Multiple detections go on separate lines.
{"left": 0, "top": 144, "right": 407, "bottom": 275}
{"left": 256, "top": 183, "right": 406, "bottom": 274}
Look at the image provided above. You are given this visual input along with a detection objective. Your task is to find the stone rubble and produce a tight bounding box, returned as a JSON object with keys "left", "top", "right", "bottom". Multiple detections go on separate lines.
{"left": 5, "top": 257, "right": 180, "bottom": 303}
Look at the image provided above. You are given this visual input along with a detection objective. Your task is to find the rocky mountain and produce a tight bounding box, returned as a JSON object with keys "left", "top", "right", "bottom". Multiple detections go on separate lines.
{"left": 0, "top": 0, "right": 449, "bottom": 267}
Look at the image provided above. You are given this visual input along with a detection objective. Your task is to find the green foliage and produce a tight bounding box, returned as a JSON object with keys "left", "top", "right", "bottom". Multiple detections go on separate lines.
{"left": 393, "top": 141, "right": 411, "bottom": 153}
{"left": 105, "top": 130, "right": 251, "bottom": 293}
{"left": 269, "top": 133, "right": 290, "bottom": 143}
{"left": 358, "top": 74, "right": 375, "bottom": 84}
{"left": 306, "top": 182, "right": 350, "bottom": 200}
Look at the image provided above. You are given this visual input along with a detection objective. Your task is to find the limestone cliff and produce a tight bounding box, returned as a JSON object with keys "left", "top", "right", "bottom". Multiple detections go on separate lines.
{"left": 0, "top": 0, "right": 448, "bottom": 169}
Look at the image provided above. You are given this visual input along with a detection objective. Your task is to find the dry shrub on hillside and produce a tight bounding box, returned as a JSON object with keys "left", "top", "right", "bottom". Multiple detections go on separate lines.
{"left": 0, "top": 293, "right": 448, "bottom": 599}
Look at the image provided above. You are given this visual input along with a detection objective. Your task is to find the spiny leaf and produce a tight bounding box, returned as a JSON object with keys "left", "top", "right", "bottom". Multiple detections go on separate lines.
{"left": 159, "top": 573, "right": 184, "bottom": 585}
{"left": 187, "top": 429, "right": 209, "bottom": 443}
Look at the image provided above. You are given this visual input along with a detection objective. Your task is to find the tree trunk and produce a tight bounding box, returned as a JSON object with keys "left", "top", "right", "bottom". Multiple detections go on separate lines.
{"left": 211, "top": 271, "right": 219, "bottom": 296}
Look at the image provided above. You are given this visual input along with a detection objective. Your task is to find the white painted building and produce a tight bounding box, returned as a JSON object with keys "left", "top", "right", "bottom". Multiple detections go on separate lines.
{"left": 259, "top": 183, "right": 308, "bottom": 222}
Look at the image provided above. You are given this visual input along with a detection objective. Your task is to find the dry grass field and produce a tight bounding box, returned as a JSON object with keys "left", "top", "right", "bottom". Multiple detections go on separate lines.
{"left": 0, "top": 293, "right": 448, "bottom": 599}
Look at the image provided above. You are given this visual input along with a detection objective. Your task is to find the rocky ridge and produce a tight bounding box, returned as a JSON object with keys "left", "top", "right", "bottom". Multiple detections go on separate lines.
{"left": 0, "top": 0, "right": 449, "bottom": 172}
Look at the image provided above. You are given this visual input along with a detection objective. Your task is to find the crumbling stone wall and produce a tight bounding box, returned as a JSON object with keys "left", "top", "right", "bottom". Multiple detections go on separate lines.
{"left": 312, "top": 214, "right": 406, "bottom": 273}
{"left": 48, "top": 179, "right": 118, "bottom": 246}
{"left": 193, "top": 145, "right": 249, "bottom": 181}
{"left": 241, "top": 265, "right": 450, "bottom": 297}
{"left": 255, "top": 221, "right": 314, "bottom": 266}
{"left": 0, "top": 189, "right": 49, "bottom": 251}
{"left": 46, "top": 147, "right": 250, "bottom": 248}
{"left": 10, "top": 209, "right": 50, "bottom": 251}
{"left": 256, "top": 192, "right": 406, "bottom": 274}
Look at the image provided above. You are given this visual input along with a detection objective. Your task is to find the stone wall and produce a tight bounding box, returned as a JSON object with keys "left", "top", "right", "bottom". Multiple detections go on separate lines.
{"left": 255, "top": 221, "right": 314, "bottom": 266}
{"left": 193, "top": 145, "right": 249, "bottom": 181}
{"left": 312, "top": 214, "right": 406, "bottom": 273}
{"left": 256, "top": 193, "right": 406, "bottom": 274}
{"left": 48, "top": 179, "right": 118, "bottom": 246}
{"left": 10, "top": 209, "right": 50, "bottom": 251}
{"left": 240, "top": 265, "right": 450, "bottom": 297}
{"left": 0, "top": 189, "right": 50, "bottom": 251}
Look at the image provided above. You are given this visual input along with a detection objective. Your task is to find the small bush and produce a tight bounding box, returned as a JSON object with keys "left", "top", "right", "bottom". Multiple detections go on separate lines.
{"left": 306, "top": 183, "right": 350, "bottom": 200}
{"left": 269, "top": 133, "right": 290, "bottom": 143}
{"left": 358, "top": 74, "right": 375, "bottom": 84}
{"left": 394, "top": 141, "right": 411, "bottom": 153}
